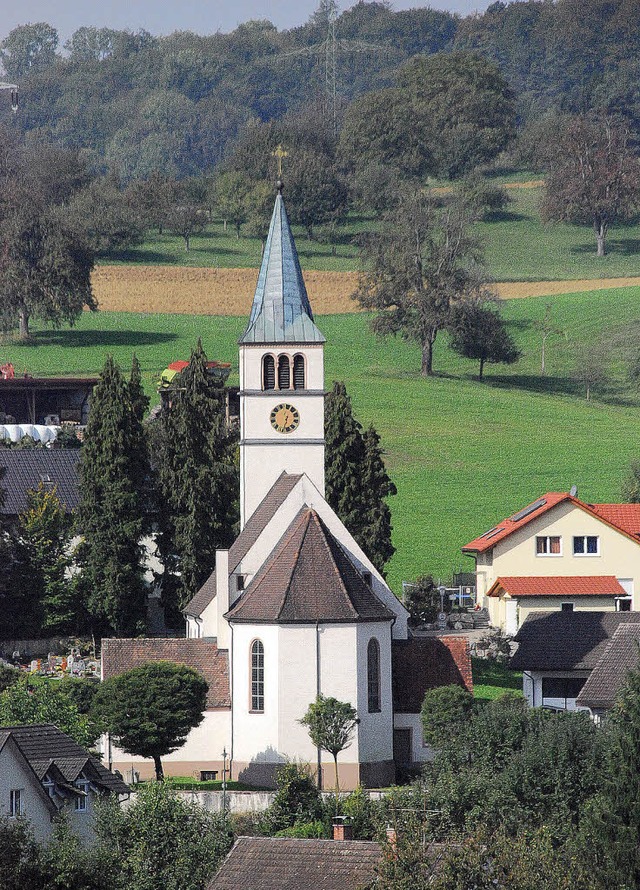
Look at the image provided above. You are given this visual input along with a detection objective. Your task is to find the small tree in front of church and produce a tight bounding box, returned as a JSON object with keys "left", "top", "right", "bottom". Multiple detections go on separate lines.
{"left": 300, "top": 694, "right": 358, "bottom": 798}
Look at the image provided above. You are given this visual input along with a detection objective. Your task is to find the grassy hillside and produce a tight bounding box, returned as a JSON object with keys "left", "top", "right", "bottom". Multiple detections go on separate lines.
{"left": 105, "top": 186, "right": 640, "bottom": 282}
{"left": 3, "top": 286, "right": 640, "bottom": 594}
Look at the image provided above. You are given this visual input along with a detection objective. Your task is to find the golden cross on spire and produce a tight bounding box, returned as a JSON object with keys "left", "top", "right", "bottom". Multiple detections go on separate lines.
{"left": 272, "top": 144, "right": 289, "bottom": 178}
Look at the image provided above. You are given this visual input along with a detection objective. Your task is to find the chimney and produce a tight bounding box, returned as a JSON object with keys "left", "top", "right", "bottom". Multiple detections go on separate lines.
{"left": 333, "top": 818, "right": 353, "bottom": 841}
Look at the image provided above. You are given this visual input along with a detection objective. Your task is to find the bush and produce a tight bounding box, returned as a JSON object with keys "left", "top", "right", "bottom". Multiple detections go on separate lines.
{"left": 262, "top": 762, "right": 322, "bottom": 833}
{"left": 421, "top": 684, "right": 475, "bottom": 748}
{"left": 274, "top": 821, "right": 327, "bottom": 838}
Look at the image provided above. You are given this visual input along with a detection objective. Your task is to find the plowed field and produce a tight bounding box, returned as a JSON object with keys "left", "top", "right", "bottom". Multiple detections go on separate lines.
{"left": 92, "top": 265, "right": 640, "bottom": 315}
{"left": 92, "top": 266, "right": 360, "bottom": 316}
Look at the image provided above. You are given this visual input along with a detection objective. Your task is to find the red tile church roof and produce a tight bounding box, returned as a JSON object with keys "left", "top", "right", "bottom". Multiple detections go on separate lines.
{"left": 392, "top": 635, "right": 473, "bottom": 712}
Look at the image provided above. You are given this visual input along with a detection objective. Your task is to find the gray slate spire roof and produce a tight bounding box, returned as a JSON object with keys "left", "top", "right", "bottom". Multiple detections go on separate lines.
{"left": 239, "top": 192, "right": 325, "bottom": 345}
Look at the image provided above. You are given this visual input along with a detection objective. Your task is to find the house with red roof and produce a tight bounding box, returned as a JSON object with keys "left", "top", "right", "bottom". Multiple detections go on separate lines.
{"left": 462, "top": 492, "right": 640, "bottom": 633}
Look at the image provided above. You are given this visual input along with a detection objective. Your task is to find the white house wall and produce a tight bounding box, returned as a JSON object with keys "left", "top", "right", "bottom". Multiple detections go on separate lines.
{"left": 0, "top": 741, "right": 51, "bottom": 842}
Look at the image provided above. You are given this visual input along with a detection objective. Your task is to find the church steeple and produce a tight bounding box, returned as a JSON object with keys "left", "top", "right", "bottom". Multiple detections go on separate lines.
{"left": 239, "top": 192, "right": 325, "bottom": 345}
{"left": 238, "top": 188, "right": 326, "bottom": 529}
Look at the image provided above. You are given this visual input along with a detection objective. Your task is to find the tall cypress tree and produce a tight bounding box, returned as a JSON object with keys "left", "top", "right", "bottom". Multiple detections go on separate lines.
{"left": 77, "top": 355, "right": 149, "bottom": 637}
{"left": 325, "top": 382, "right": 396, "bottom": 573}
{"left": 156, "top": 340, "right": 239, "bottom": 619}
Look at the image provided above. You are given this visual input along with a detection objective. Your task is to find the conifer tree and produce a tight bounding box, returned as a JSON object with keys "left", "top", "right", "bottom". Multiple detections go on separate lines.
{"left": 325, "top": 382, "right": 396, "bottom": 573}
{"left": 156, "top": 341, "right": 238, "bottom": 618}
{"left": 77, "top": 355, "right": 149, "bottom": 637}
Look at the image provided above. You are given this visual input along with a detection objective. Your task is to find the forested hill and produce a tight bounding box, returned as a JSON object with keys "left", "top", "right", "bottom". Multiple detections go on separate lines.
{"left": 1, "top": 0, "right": 639, "bottom": 180}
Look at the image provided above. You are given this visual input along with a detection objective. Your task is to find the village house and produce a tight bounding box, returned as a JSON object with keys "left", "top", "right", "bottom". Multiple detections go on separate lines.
{"left": 462, "top": 491, "right": 640, "bottom": 633}
{"left": 509, "top": 610, "right": 640, "bottom": 712}
{"left": 0, "top": 723, "right": 128, "bottom": 843}
{"left": 101, "top": 189, "right": 472, "bottom": 788}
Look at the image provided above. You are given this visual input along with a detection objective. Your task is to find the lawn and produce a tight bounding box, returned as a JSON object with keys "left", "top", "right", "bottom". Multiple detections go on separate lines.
{"left": 101, "top": 183, "right": 640, "bottom": 283}
{"left": 472, "top": 657, "right": 523, "bottom": 702}
{"left": 3, "top": 286, "right": 640, "bottom": 594}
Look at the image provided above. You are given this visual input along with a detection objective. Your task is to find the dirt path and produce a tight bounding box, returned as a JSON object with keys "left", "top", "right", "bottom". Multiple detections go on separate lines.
{"left": 92, "top": 265, "right": 640, "bottom": 316}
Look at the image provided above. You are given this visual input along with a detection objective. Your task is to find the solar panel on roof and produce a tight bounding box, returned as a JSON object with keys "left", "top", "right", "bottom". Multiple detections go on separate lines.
{"left": 509, "top": 498, "right": 547, "bottom": 523}
{"left": 485, "top": 527, "right": 505, "bottom": 540}
{"left": 480, "top": 526, "right": 499, "bottom": 538}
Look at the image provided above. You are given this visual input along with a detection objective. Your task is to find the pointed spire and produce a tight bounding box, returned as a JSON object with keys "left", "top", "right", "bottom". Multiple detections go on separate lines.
{"left": 239, "top": 192, "right": 325, "bottom": 344}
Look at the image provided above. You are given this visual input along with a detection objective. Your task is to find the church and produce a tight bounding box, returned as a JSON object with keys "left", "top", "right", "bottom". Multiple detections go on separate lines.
{"left": 102, "top": 189, "right": 472, "bottom": 789}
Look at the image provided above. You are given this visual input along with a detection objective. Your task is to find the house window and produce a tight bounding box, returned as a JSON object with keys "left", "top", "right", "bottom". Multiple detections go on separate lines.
{"left": 236, "top": 575, "right": 245, "bottom": 592}
{"left": 542, "top": 676, "right": 585, "bottom": 702}
{"left": 9, "top": 789, "right": 23, "bottom": 817}
{"left": 293, "top": 354, "right": 305, "bottom": 389}
{"left": 536, "top": 535, "right": 561, "bottom": 556}
{"left": 251, "top": 640, "right": 264, "bottom": 712}
{"left": 262, "top": 355, "right": 275, "bottom": 390}
{"left": 277, "top": 355, "right": 290, "bottom": 390}
{"left": 617, "top": 598, "right": 632, "bottom": 612}
{"left": 74, "top": 779, "right": 90, "bottom": 812}
{"left": 367, "top": 638, "right": 381, "bottom": 713}
{"left": 363, "top": 572, "right": 372, "bottom": 586}
{"left": 561, "top": 602, "right": 574, "bottom": 612}
{"left": 573, "top": 535, "right": 599, "bottom": 556}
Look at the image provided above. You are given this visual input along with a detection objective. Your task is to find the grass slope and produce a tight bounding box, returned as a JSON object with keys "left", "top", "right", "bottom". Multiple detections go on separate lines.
{"left": 3, "top": 287, "right": 640, "bottom": 594}
{"left": 472, "top": 658, "right": 523, "bottom": 702}
{"left": 104, "top": 186, "right": 640, "bottom": 282}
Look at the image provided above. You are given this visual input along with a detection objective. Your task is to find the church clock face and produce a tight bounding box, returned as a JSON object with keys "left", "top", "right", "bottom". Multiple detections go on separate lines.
{"left": 270, "top": 403, "right": 300, "bottom": 433}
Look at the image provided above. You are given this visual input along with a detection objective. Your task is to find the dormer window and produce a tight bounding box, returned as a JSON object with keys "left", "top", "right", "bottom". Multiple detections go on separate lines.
{"left": 236, "top": 575, "right": 245, "bottom": 592}
{"left": 74, "top": 778, "right": 90, "bottom": 812}
{"left": 278, "top": 355, "right": 290, "bottom": 390}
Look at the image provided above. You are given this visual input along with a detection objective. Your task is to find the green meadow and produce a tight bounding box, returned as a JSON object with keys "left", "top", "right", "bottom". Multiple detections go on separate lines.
{"left": 104, "top": 185, "right": 640, "bottom": 282}
{"left": 3, "top": 286, "right": 640, "bottom": 595}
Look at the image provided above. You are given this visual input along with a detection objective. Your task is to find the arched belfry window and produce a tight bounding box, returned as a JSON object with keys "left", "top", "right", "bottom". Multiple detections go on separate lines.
{"left": 251, "top": 640, "right": 265, "bottom": 712}
{"left": 367, "top": 638, "right": 381, "bottom": 713}
{"left": 293, "top": 354, "right": 305, "bottom": 390}
{"left": 262, "top": 355, "right": 275, "bottom": 390}
{"left": 278, "top": 355, "right": 290, "bottom": 390}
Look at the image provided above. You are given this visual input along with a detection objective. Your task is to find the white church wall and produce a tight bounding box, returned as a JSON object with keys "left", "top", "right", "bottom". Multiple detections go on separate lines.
{"left": 356, "top": 623, "right": 394, "bottom": 762}
{"left": 393, "top": 713, "right": 433, "bottom": 764}
{"left": 277, "top": 624, "right": 324, "bottom": 761}
{"left": 231, "top": 624, "right": 281, "bottom": 765}
{"left": 317, "top": 624, "right": 361, "bottom": 760}
{"left": 107, "top": 710, "right": 231, "bottom": 780}
{"left": 240, "top": 344, "right": 324, "bottom": 391}
{"left": 241, "top": 442, "right": 325, "bottom": 522}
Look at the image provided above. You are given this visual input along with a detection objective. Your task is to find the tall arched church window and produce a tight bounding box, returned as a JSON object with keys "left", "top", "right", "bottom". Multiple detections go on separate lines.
{"left": 367, "top": 638, "right": 381, "bottom": 713}
{"left": 263, "top": 355, "right": 275, "bottom": 390}
{"left": 293, "top": 354, "right": 305, "bottom": 390}
{"left": 278, "top": 355, "right": 290, "bottom": 390}
{"left": 251, "top": 640, "right": 265, "bottom": 712}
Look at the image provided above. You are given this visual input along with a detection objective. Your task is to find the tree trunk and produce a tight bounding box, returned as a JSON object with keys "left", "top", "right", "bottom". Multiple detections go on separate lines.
{"left": 19, "top": 306, "right": 30, "bottom": 340}
{"left": 594, "top": 218, "right": 607, "bottom": 257}
{"left": 153, "top": 755, "right": 164, "bottom": 781}
{"left": 184, "top": 234, "right": 190, "bottom": 252}
{"left": 333, "top": 754, "right": 340, "bottom": 811}
{"left": 236, "top": 222, "right": 240, "bottom": 239}
{"left": 479, "top": 357, "right": 485, "bottom": 380}
{"left": 421, "top": 340, "right": 434, "bottom": 377}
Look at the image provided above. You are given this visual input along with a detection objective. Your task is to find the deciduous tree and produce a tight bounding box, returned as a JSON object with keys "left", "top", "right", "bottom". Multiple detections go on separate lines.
{"left": 448, "top": 296, "right": 520, "bottom": 379}
{"left": 542, "top": 114, "right": 640, "bottom": 257}
{"left": 300, "top": 694, "right": 358, "bottom": 795}
{"left": 357, "top": 188, "right": 485, "bottom": 376}
{"left": 92, "top": 661, "right": 208, "bottom": 780}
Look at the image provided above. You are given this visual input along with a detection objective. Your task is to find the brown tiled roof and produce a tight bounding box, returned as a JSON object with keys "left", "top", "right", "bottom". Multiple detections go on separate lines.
{"left": 226, "top": 508, "right": 394, "bottom": 624}
{"left": 509, "top": 610, "right": 640, "bottom": 672}
{"left": 0, "top": 724, "right": 129, "bottom": 795}
{"left": 488, "top": 576, "right": 626, "bottom": 598}
{"left": 184, "top": 472, "right": 303, "bottom": 617}
{"left": 392, "top": 635, "right": 473, "bottom": 713}
{"left": 101, "top": 638, "right": 231, "bottom": 709}
{"left": 576, "top": 623, "right": 640, "bottom": 709}
{"left": 207, "top": 836, "right": 382, "bottom": 890}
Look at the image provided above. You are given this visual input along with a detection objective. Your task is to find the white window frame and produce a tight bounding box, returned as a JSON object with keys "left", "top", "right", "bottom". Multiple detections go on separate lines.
{"left": 74, "top": 779, "right": 90, "bottom": 812}
{"left": 9, "top": 789, "right": 23, "bottom": 817}
{"left": 535, "top": 535, "right": 562, "bottom": 557}
{"left": 573, "top": 535, "right": 600, "bottom": 557}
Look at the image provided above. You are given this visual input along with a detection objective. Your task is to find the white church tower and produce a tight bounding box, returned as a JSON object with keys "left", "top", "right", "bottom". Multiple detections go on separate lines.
{"left": 238, "top": 188, "right": 326, "bottom": 529}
